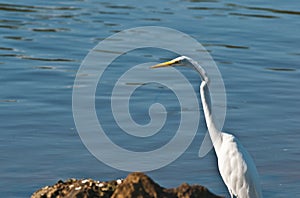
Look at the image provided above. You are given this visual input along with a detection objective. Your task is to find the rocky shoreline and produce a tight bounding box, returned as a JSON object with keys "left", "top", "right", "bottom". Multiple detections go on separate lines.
{"left": 31, "top": 172, "right": 223, "bottom": 198}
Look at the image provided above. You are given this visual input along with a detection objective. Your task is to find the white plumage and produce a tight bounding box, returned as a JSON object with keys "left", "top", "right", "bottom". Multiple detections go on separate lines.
{"left": 152, "top": 56, "right": 263, "bottom": 198}
{"left": 217, "top": 133, "right": 262, "bottom": 197}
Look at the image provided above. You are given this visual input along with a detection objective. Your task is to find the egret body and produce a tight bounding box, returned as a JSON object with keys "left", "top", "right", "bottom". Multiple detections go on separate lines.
{"left": 152, "top": 56, "right": 263, "bottom": 198}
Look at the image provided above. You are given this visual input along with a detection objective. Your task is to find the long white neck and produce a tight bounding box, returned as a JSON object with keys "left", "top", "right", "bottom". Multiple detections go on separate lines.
{"left": 200, "top": 81, "right": 222, "bottom": 149}
{"left": 186, "top": 57, "right": 222, "bottom": 151}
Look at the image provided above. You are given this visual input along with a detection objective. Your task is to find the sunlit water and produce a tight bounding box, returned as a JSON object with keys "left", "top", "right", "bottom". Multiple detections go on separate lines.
{"left": 1, "top": 0, "right": 299, "bottom": 197}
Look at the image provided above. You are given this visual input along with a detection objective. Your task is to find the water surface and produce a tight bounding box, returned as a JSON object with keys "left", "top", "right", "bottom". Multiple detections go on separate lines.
{"left": 1, "top": 0, "right": 299, "bottom": 197}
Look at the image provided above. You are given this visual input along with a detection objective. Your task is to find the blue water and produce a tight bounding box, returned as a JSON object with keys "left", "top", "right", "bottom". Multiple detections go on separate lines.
{"left": 1, "top": 0, "right": 300, "bottom": 197}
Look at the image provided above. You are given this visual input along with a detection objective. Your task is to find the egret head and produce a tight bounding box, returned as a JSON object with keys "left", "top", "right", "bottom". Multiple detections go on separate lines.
{"left": 151, "top": 56, "right": 192, "bottom": 69}
{"left": 151, "top": 55, "right": 209, "bottom": 83}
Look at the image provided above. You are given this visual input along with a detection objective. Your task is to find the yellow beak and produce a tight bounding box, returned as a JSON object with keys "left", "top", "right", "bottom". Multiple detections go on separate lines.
{"left": 151, "top": 59, "right": 177, "bottom": 68}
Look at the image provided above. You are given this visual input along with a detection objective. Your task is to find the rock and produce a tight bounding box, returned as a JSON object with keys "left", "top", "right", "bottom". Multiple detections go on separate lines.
{"left": 31, "top": 172, "right": 223, "bottom": 198}
{"left": 111, "top": 172, "right": 166, "bottom": 198}
{"left": 31, "top": 178, "right": 120, "bottom": 198}
{"left": 166, "top": 182, "right": 223, "bottom": 198}
{"left": 112, "top": 172, "right": 223, "bottom": 198}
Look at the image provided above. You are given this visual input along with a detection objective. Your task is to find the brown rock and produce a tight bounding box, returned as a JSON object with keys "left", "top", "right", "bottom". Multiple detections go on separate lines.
{"left": 31, "top": 178, "right": 119, "bottom": 198}
{"left": 111, "top": 172, "right": 168, "bottom": 198}
{"left": 31, "top": 172, "right": 223, "bottom": 198}
{"left": 166, "top": 182, "right": 223, "bottom": 198}
{"left": 112, "top": 172, "right": 223, "bottom": 198}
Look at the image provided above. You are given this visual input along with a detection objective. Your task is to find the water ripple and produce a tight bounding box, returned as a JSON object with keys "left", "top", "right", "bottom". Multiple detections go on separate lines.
{"left": 227, "top": 3, "right": 300, "bottom": 16}
{"left": 0, "top": 3, "right": 80, "bottom": 12}
{"left": 21, "top": 56, "right": 75, "bottom": 62}
{"left": 105, "top": 5, "right": 136, "bottom": 10}
{"left": 31, "top": 28, "right": 70, "bottom": 32}
{"left": 0, "top": 3, "right": 37, "bottom": 12}
{"left": 0, "top": 99, "right": 18, "bottom": 103}
{"left": 3, "top": 36, "right": 33, "bottom": 41}
{"left": 265, "top": 67, "right": 296, "bottom": 72}
{"left": 204, "top": 43, "right": 249, "bottom": 49}
{"left": 229, "top": 12, "right": 279, "bottom": 19}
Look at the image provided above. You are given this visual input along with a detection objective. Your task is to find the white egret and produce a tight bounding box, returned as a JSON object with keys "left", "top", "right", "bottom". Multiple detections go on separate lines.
{"left": 151, "top": 56, "right": 263, "bottom": 198}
